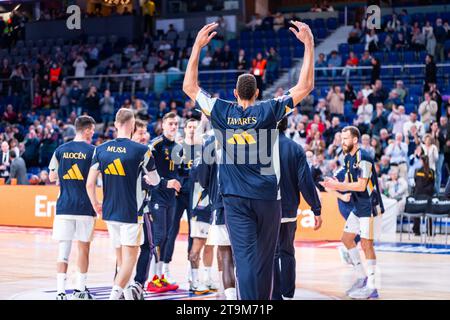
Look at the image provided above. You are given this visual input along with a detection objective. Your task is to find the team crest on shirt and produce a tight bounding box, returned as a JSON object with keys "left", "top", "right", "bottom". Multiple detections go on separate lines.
{"left": 154, "top": 203, "right": 159, "bottom": 210}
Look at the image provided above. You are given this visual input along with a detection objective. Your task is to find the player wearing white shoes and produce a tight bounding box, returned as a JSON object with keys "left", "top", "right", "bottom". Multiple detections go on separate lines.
{"left": 86, "top": 108, "right": 160, "bottom": 300}
{"left": 49, "top": 116, "right": 97, "bottom": 300}
{"left": 321, "top": 126, "right": 384, "bottom": 300}
{"left": 195, "top": 133, "right": 237, "bottom": 300}
{"left": 187, "top": 177, "right": 214, "bottom": 295}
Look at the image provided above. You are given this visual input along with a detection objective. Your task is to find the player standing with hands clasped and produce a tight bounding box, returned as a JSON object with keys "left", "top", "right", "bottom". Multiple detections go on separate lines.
{"left": 183, "top": 20, "right": 315, "bottom": 300}
{"left": 321, "top": 126, "right": 384, "bottom": 299}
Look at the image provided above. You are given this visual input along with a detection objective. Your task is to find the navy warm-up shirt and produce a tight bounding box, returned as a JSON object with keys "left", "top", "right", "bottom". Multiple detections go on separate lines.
{"left": 149, "top": 135, "right": 183, "bottom": 206}
{"left": 195, "top": 88, "right": 294, "bottom": 201}
{"left": 334, "top": 167, "right": 355, "bottom": 217}
{"left": 279, "top": 134, "right": 321, "bottom": 219}
{"left": 49, "top": 141, "right": 96, "bottom": 217}
{"left": 344, "top": 148, "right": 384, "bottom": 217}
{"left": 91, "top": 138, "right": 156, "bottom": 223}
{"left": 178, "top": 141, "right": 202, "bottom": 195}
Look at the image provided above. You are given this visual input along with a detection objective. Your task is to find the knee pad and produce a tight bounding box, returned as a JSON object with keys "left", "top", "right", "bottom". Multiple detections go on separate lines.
{"left": 57, "top": 240, "right": 72, "bottom": 264}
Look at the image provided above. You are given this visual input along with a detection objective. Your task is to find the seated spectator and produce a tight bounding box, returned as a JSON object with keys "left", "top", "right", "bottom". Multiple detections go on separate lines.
{"left": 236, "top": 49, "right": 247, "bottom": 70}
{"left": 392, "top": 80, "right": 407, "bottom": 103}
{"left": 315, "top": 53, "right": 328, "bottom": 77}
{"left": 308, "top": 131, "right": 326, "bottom": 156}
{"left": 265, "top": 47, "right": 279, "bottom": 85}
{"left": 422, "top": 133, "right": 439, "bottom": 173}
{"left": 201, "top": 51, "right": 213, "bottom": 69}
{"left": 306, "top": 113, "right": 325, "bottom": 136}
{"left": 246, "top": 14, "right": 262, "bottom": 31}
{"left": 384, "top": 92, "right": 401, "bottom": 111}
{"left": 365, "top": 29, "right": 379, "bottom": 52}
{"left": 348, "top": 22, "right": 362, "bottom": 44}
{"left": 323, "top": 116, "right": 341, "bottom": 146}
{"left": 359, "top": 50, "right": 372, "bottom": 75}
{"left": 379, "top": 128, "right": 391, "bottom": 150}
{"left": 38, "top": 170, "right": 51, "bottom": 185}
{"left": 3, "top": 104, "right": 17, "bottom": 123}
{"left": 386, "top": 13, "right": 401, "bottom": 33}
{"left": 383, "top": 34, "right": 393, "bottom": 52}
{"left": 327, "top": 51, "right": 342, "bottom": 77}
{"left": 342, "top": 51, "right": 358, "bottom": 78}
{"left": 273, "top": 12, "right": 284, "bottom": 32}
{"left": 388, "top": 105, "right": 409, "bottom": 135}
{"left": 220, "top": 45, "right": 234, "bottom": 69}
{"left": 321, "top": 0, "right": 334, "bottom": 12}
{"left": 403, "top": 111, "right": 425, "bottom": 138}
{"left": 379, "top": 155, "right": 391, "bottom": 178}
{"left": 394, "top": 32, "right": 408, "bottom": 51}
{"left": 411, "top": 26, "right": 425, "bottom": 51}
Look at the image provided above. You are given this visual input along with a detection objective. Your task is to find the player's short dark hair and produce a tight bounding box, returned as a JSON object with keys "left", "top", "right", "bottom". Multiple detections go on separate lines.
{"left": 115, "top": 108, "right": 135, "bottom": 125}
{"left": 185, "top": 118, "right": 198, "bottom": 126}
{"left": 135, "top": 119, "right": 147, "bottom": 129}
{"left": 75, "top": 115, "right": 96, "bottom": 132}
{"left": 162, "top": 111, "right": 178, "bottom": 122}
{"left": 9, "top": 150, "right": 16, "bottom": 159}
{"left": 277, "top": 117, "right": 288, "bottom": 132}
{"left": 342, "top": 126, "right": 361, "bottom": 140}
{"left": 236, "top": 73, "right": 257, "bottom": 100}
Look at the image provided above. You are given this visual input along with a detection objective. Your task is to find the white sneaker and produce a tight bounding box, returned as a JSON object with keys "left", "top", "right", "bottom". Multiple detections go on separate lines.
{"left": 346, "top": 277, "right": 367, "bottom": 296}
{"left": 338, "top": 246, "right": 353, "bottom": 265}
{"left": 126, "top": 282, "right": 144, "bottom": 300}
{"left": 163, "top": 272, "right": 177, "bottom": 284}
{"left": 71, "top": 288, "right": 95, "bottom": 300}
{"left": 348, "top": 286, "right": 379, "bottom": 299}
{"left": 189, "top": 281, "right": 210, "bottom": 295}
{"left": 204, "top": 279, "right": 219, "bottom": 292}
{"left": 56, "top": 293, "right": 67, "bottom": 300}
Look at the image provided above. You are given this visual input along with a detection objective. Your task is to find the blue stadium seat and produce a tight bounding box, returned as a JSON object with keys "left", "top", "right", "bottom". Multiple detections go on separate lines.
{"left": 403, "top": 51, "right": 415, "bottom": 64}
{"left": 353, "top": 44, "right": 365, "bottom": 54}
{"left": 317, "top": 28, "right": 327, "bottom": 40}
{"left": 326, "top": 18, "right": 338, "bottom": 30}
{"left": 293, "top": 45, "right": 304, "bottom": 58}
{"left": 405, "top": 103, "right": 415, "bottom": 114}
{"left": 418, "top": 51, "right": 427, "bottom": 63}
{"left": 281, "top": 57, "right": 292, "bottom": 68}
{"left": 314, "top": 18, "right": 325, "bottom": 29}
{"left": 338, "top": 43, "right": 349, "bottom": 55}
{"left": 160, "top": 91, "right": 172, "bottom": 101}
{"left": 387, "top": 52, "right": 399, "bottom": 64}
{"left": 425, "top": 13, "right": 438, "bottom": 23}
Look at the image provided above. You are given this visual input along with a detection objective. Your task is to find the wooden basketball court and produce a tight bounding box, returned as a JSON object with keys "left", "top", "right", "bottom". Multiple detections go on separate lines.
{"left": 1, "top": 226, "right": 449, "bottom": 300}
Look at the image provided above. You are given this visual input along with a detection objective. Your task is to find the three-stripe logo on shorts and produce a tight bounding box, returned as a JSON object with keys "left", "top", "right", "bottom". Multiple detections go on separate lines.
{"left": 63, "top": 164, "right": 84, "bottom": 180}
{"left": 104, "top": 158, "right": 126, "bottom": 176}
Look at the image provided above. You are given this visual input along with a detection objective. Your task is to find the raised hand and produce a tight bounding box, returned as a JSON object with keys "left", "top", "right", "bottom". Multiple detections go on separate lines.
{"left": 194, "top": 22, "right": 218, "bottom": 49}
{"left": 289, "top": 20, "right": 314, "bottom": 46}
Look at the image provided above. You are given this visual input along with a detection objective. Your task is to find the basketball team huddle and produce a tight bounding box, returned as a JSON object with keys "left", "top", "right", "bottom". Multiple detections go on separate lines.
{"left": 49, "top": 21, "right": 384, "bottom": 301}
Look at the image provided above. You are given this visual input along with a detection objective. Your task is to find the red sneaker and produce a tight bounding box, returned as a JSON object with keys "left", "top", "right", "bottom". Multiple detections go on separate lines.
{"left": 160, "top": 275, "right": 179, "bottom": 291}
{"left": 146, "top": 275, "right": 169, "bottom": 293}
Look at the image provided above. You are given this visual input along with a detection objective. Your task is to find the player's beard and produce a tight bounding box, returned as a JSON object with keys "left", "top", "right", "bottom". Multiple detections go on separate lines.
{"left": 342, "top": 142, "right": 353, "bottom": 153}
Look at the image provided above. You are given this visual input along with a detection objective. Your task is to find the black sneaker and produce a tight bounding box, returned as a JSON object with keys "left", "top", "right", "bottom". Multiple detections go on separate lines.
{"left": 71, "top": 288, "right": 95, "bottom": 300}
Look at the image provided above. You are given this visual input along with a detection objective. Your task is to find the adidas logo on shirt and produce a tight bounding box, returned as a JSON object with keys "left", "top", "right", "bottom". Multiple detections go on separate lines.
{"left": 63, "top": 164, "right": 84, "bottom": 180}
{"left": 104, "top": 158, "right": 126, "bottom": 176}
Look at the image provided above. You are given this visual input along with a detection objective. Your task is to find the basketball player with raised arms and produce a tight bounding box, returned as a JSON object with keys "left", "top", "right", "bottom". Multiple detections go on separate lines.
{"left": 49, "top": 115, "right": 97, "bottom": 300}
{"left": 183, "top": 20, "right": 314, "bottom": 299}
{"left": 86, "top": 108, "right": 160, "bottom": 300}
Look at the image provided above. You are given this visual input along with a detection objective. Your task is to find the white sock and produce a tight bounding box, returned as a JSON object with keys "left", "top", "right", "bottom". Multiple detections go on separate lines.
{"left": 348, "top": 247, "right": 366, "bottom": 279}
{"left": 57, "top": 273, "right": 66, "bottom": 294}
{"left": 163, "top": 263, "right": 170, "bottom": 274}
{"left": 192, "top": 268, "right": 199, "bottom": 283}
{"left": 109, "top": 285, "right": 123, "bottom": 300}
{"left": 187, "top": 264, "right": 192, "bottom": 282}
{"left": 123, "top": 286, "right": 134, "bottom": 300}
{"left": 156, "top": 261, "right": 163, "bottom": 278}
{"left": 366, "top": 259, "right": 376, "bottom": 289}
{"left": 203, "top": 266, "right": 212, "bottom": 281}
{"left": 224, "top": 287, "right": 236, "bottom": 300}
{"left": 218, "top": 271, "right": 224, "bottom": 293}
{"left": 149, "top": 255, "right": 156, "bottom": 279}
{"left": 76, "top": 272, "right": 87, "bottom": 291}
